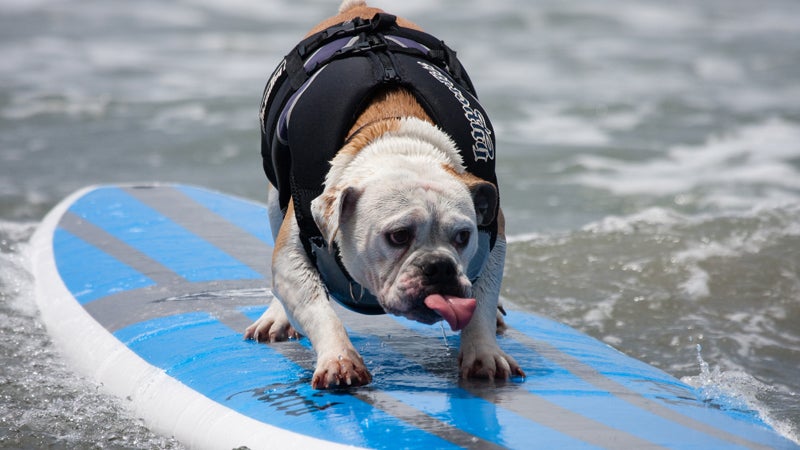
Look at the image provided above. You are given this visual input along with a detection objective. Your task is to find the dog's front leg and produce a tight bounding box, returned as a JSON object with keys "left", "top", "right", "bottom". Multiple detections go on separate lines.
{"left": 267, "top": 207, "right": 371, "bottom": 389}
{"left": 458, "top": 230, "right": 525, "bottom": 380}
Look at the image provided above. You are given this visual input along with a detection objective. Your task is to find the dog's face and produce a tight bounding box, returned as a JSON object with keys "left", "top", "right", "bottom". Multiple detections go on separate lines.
{"left": 311, "top": 144, "right": 497, "bottom": 325}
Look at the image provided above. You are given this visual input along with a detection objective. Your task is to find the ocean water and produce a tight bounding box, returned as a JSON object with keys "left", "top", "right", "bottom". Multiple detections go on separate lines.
{"left": 2, "top": 0, "right": 799, "bottom": 447}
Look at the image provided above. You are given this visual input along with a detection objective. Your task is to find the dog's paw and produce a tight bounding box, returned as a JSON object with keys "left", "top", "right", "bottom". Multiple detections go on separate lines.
{"left": 312, "top": 350, "right": 372, "bottom": 389}
{"left": 459, "top": 343, "right": 525, "bottom": 380}
{"left": 244, "top": 303, "right": 300, "bottom": 343}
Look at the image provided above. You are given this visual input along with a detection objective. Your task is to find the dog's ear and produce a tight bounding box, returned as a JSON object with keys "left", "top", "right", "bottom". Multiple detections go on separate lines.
{"left": 469, "top": 181, "right": 498, "bottom": 227}
{"left": 311, "top": 186, "right": 362, "bottom": 244}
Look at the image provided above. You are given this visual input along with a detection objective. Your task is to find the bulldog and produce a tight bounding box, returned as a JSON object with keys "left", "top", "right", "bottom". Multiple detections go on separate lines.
{"left": 245, "top": 0, "right": 524, "bottom": 389}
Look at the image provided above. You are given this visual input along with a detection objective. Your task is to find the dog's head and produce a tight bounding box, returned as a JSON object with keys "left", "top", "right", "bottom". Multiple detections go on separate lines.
{"left": 310, "top": 127, "right": 497, "bottom": 328}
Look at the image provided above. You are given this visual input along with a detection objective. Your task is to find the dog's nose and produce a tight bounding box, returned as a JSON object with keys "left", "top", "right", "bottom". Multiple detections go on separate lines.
{"left": 419, "top": 257, "right": 458, "bottom": 285}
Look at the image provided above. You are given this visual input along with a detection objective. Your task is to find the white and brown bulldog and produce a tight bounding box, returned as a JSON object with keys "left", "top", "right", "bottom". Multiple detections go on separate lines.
{"left": 245, "top": 0, "right": 524, "bottom": 389}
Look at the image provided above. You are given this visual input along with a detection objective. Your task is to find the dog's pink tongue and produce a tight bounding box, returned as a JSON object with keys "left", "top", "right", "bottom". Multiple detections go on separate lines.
{"left": 424, "top": 294, "right": 477, "bottom": 331}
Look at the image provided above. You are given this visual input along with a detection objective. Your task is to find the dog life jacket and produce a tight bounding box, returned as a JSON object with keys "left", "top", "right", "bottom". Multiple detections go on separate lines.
{"left": 259, "top": 13, "right": 498, "bottom": 315}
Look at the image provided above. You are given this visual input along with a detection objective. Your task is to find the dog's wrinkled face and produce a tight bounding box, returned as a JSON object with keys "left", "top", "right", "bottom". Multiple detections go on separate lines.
{"left": 311, "top": 153, "right": 497, "bottom": 325}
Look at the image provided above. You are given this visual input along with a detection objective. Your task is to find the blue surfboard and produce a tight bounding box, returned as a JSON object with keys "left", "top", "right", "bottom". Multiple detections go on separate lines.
{"left": 31, "top": 183, "right": 798, "bottom": 449}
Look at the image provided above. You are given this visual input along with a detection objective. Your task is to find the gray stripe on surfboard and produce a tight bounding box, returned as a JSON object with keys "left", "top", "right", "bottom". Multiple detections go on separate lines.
{"left": 214, "top": 306, "right": 259, "bottom": 332}
{"left": 61, "top": 210, "right": 262, "bottom": 332}
{"left": 331, "top": 306, "right": 664, "bottom": 450}
{"left": 83, "top": 281, "right": 270, "bottom": 333}
{"left": 235, "top": 316, "right": 506, "bottom": 450}
{"left": 505, "top": 327, "right": 773, "bottom": 450}
{"left": 123, "top": 185, "right": 271, "bottom": 279}
{"left": 59, "top": 211, "right": 185, "bottom": 287}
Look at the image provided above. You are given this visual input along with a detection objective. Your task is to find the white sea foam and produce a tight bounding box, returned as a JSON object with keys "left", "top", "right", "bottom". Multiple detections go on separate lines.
{"left": 568, "top": 201, "right": 800, "bottom": 301}
{"left": 511, "top": 110, "right": 610, "bottom": 146}
{"left": 0, "top": 223, "right": 37, "bottom": 315}
{"left": 1, "top": 91, "right": 111, "bottom": 121}
{"left": 678, "top": 266, "right": 711, "bottom": 300}
{"left": 572, "top": 118, "right": 800, "bottom": 202}
{"left": 580, "top": 207, "right": 687, "bottom": 234}
{"left": 506, "top": 231, "right": 545, "bottom": 244}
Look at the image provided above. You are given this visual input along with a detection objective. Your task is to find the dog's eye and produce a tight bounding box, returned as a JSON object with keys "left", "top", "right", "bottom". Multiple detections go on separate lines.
{"left": 454, "top": 230, "right": 471, "bottom": 248}
{"left": 386, "top": 229, "right": 413, "bottom": 247}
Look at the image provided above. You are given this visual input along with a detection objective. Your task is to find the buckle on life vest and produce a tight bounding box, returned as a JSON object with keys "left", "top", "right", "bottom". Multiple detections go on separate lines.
{"left": 296, "top": 13, "right": 397, "bottom": 58}
{"left": 340, "top": 33, "right": 399, "bottom": 82}
{"left": 349, "top": 33, "right": 388, "bottom": 54}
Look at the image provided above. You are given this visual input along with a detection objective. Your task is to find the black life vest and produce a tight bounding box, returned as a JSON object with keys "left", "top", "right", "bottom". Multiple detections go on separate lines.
{"left": 259, "top": 13, "right": 498, "bottom": 314}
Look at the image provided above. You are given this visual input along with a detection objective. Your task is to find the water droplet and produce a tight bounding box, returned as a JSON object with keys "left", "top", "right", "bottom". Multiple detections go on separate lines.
{"left": 439, "top": 322, "right": 451, "bottom": 352}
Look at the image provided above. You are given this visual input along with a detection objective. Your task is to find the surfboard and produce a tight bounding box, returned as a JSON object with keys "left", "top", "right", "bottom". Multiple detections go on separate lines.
{"left": 31, "top": 183, "right": 798, "bottom": 449}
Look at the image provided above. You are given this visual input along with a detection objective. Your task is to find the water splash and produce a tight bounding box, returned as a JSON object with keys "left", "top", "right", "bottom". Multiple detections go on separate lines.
{"left": 682, "top": 344, "right": 799, "bottom": 444}
{"left": 683, "top": 344, "right": 749, "bottom": 411}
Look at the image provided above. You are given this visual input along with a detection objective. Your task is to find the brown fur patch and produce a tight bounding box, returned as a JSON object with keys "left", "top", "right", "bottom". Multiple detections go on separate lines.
{"left": 441, "top": 163, "right": 480, "bottom": 181}
{"left": 496, "top": 207, "right": 506, "bottom": 236}
{"left": 340, "top": 117, "right": 402, "bottom": 158}
{"left": 273, "top": 200, "right": 296, "bottom": 264}
{"left": 340, "top": 88, "right": 434, "bottom": 158}
{"left": 348, "top": 88, "right": 432, "bottom": 137}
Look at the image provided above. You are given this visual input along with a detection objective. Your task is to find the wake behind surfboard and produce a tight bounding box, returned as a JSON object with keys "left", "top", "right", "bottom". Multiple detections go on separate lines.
{"left": 31, "top": 183, "right": 798, "bottom": 449}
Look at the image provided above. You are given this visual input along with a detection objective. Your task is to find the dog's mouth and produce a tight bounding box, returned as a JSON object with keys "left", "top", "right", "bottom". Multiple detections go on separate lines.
{"left": 423, "top": 294, "right": 476, "bottom": 331}
{"left": 383, "top": 271, "right": 474, "bottom": 329}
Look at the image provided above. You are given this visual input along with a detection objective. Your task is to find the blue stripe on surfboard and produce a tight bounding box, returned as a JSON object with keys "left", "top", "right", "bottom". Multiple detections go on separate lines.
{"left": 67, "top": 187, "right": 262, "bottom": 283}
{"left": 387, "top": 390, "right": 598, "bottom": 450}
{"left": 113, "top": 312, "right": 459, "bottom": 449}
{"left": 498, "top": 337, "right": 753, "bottom": 449}
{"left": 53, "top": 228, "right": 155, "bottom": 304}
{"left": 175, "top": 185, "right": 274, "bottom": 246}
{"left": 239, "top": 306, "right": 602, "bottom": 449}
{"left": 390, "top": 317, "right": 690, "bottom": 447}
{"left": 363, "top": 353, "right": 599, "bottom": 448}
{"left": 391, "top": 315, "right": 772, "bottom": 448}
{"left": 335, "top": 331, "right": 598, "bottom": 449}
{"left": 502, "top": 313, "right": 795, "bottom": 448}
